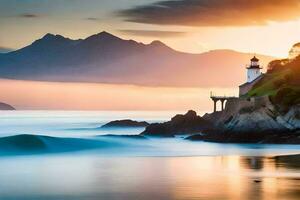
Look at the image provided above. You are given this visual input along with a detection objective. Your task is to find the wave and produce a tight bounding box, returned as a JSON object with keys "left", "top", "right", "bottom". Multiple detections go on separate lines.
{"left": 99, "top": 134, "right": 146, "bottom": 140}
{"left": 0, "top": 134, "right": 130, "bottom": 156}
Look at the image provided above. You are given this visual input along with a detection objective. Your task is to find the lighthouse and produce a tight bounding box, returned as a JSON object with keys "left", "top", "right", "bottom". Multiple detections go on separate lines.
{"left": 247, "top": 56, "right": 262, "bottom": 83}
{"left": 239, "top": 56, "right": 264, "bottom": 97}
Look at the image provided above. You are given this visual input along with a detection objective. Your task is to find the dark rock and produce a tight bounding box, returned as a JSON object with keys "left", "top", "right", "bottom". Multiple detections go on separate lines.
{"left": 185, "top": 134, "right": 204, "bottom": 141}
{"left": 274, "top": 154, "right": 300, "bottom": 168}
{"left": 141, "top": 110, "right": 213, "bottom": 137}
{"left": 185, "top": 130, "right": 300, "bottom": 144}
{"left": 101, "top": 120, "right": 149, "bottom": 128}
{"left": 0, "top": 102, "right": 15, "bottom": 110}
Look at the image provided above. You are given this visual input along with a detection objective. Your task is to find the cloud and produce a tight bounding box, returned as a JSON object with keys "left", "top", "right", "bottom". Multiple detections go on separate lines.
{"left": 117, "top": 0, "right": 300, "bottom": 27}
{"left": 118, "top": 29, "right": 186, "bottom": 37}
{"left": 18, "top": 13, "right": 39, "bottom": 18}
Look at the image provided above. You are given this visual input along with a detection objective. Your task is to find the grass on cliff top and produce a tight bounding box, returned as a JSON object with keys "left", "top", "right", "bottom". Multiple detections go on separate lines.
{"left": 247, "top": 69, "right": 292, "bottom": 97}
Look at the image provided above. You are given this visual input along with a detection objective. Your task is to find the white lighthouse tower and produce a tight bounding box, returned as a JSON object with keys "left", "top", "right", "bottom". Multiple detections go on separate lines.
{"left": 247, "top": 56, "right": 262, "bottom": 83}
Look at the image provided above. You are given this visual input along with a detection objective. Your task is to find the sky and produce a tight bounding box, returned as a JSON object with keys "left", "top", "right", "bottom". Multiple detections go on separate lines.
{"left": 0, "top": 79, "right": 236, "bottom": 111}
{"left": 1, "top": 0, "right": 300, "bottom": 57}
{"left": 0, "top": 0, "right": 300, "bottom": 111}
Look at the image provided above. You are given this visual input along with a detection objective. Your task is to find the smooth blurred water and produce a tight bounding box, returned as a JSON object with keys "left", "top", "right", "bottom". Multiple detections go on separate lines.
{"left": 0, "top": 110, "right": 183, "bottom": 137}
{"left": 0, "top": 111, "right": 300, "bottom": 200}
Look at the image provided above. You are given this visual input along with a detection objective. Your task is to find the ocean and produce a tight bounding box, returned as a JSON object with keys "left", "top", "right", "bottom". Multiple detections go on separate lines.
{"left": 0, "top": 111, "right": 300, "bottom": 200}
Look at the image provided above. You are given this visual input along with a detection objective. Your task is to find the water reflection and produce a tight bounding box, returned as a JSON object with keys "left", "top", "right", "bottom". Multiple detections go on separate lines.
{"left": 168, "top": 156, "right": 300, "bottom": 200}
{"left": 0, "top": 155, "right": 300, "bottom": 200}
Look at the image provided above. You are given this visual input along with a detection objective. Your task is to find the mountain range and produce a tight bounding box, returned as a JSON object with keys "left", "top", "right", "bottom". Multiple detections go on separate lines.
{"left": 0, "top": 31, "right": 275, "bottom": 87}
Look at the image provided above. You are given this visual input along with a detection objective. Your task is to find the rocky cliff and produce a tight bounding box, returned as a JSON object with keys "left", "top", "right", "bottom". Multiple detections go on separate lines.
{"left": 193, "top": 96, "right": 299, "bottom": 143}
{"left": 142, "top": 97, "right": 300, "bottom": 143}
{"left": 205, "top": 96, "right": 299, "bottom": 134}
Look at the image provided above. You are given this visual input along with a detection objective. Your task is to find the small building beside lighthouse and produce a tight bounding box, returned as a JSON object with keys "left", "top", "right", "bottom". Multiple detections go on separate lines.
{"left": 239, "top": 56, "right": 263, "bottom": 97}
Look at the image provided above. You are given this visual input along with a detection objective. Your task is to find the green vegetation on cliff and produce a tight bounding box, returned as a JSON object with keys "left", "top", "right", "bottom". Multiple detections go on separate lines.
{"left": 247, "top": 56, "right": 300, "bottom": 110}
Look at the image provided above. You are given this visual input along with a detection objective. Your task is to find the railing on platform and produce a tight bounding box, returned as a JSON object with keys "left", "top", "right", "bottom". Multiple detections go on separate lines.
{"left": 210, "top": 92, "right": 236, "bottom": 99}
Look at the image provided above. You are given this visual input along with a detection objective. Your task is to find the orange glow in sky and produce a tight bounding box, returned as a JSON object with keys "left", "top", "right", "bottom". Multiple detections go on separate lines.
{"left": 1, "top": 0, "right": 300, "bottom": 57}
{"left": 0, "top": 79, "right": 237, "bottom": 111}
{"left": 1, "top": 0, "right": 300, "bottom": 110}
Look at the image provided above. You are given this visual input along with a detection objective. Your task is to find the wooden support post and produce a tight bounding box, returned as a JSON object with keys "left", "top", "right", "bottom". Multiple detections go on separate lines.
{"left": 221, "top": 100, "right": 225, "bottom": 111}
{"left": 214, "top": 100, "right": 217, "bottom": 112}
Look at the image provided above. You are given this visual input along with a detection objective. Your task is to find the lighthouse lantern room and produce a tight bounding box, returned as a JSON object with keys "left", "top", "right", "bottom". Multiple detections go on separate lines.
{"left": 247, "top": 56, "right": 262, "bottom": 83}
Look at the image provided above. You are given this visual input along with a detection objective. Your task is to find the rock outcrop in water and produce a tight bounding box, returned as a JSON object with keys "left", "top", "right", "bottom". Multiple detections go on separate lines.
{"left": 0, "top": 102, "right": 15, "bottom": 110}
{"left": 141, "top": 98, "right": 300, "bottom": 143}
{"left": 101, "top": 120, "right": 149, "bottom": 128}
{"left": 141, "top": 110, "right": 213, "bottom": 137}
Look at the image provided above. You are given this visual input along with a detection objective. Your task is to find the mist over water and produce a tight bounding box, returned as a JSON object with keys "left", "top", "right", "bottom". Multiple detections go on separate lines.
{"left": 0, "top": 111, "right": 300, "bottom": 200}
{"left": 0, "top": 110, "right": 177, "bottom": 137}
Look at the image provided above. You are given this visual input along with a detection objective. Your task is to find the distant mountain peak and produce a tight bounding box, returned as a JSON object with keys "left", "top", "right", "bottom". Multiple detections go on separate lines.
{"left": 150, "top": 40, "right": 170, "bottom": 48}
{"left": 42, "top": 33, "right": 66, "bottom": 40}
{"left": 43, "top": 33, "right": 55, "bottom": 39}
{"left": 85, "top": 31, "right": 122, "bottom": 42}
{"left": 150, "top": 40, "right": 164, "bottom": 45}
{"left": 23, "top": 33, "right": 75, "bottom": 51}
{"left": 98, "top": 31, "right": 114, "bottom": 37}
